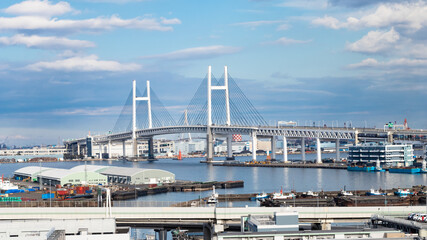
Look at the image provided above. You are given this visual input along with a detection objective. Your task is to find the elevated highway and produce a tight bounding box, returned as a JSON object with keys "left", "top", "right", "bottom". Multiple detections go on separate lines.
{"left": 0, "top": 206, "right": 424, "bottom": 224}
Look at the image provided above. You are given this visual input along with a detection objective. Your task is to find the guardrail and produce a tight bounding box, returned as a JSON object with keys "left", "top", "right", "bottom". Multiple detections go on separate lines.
{"left": 0, "top": 200, "right": 210, "bottom": 208}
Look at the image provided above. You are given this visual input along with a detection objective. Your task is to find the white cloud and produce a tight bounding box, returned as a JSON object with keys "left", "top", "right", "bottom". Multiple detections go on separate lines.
{"left": 312, "top": 15, "right": 342, "bottom": 29}
{"left": 0, "top": 15, "right": 177, "bottom": 33}
{"left": 347, "top": 28, "right": 400, "bottom": 53}
{"left": 25, "top": 55, "right": 141, "bottom": 72}
{"left": 3, "top": 0, "right": 74, "bottom": 17}
{"left": 348, "top": 57, "right": 427, "bottom": 75}
{"left": 313, "top": 1, "right": 427, "bottom": 31}
{"left": 141, "top": 45, "right": 241, "bottom": 60}
{"left": 265, "top": 37, "right": 311, "bottom": 45}
{"left": 160, "top": 17, "right": 181, "bottom": 25}
{"left": 348, "top": 58, "right": 380, "bottom": 68}
{"left": 0, "top": 34, "right": 94, "bottom": 49}
{"left": 52, "top": 106, "right": 122, "bottom": 116}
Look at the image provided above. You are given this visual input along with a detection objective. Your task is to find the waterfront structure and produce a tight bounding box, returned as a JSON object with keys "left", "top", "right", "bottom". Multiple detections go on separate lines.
{"left": 99, "top": 166, "right": 175, "bottom": 184}
{"left": 214, "top": 141, "right": 248, "bottom": 154}
{"left": 0, "top": 146, "right": 66, "bottom": 157}
{"left": 14, "top": 165, "right": 175, "bottom": 186}
{"left": 37, "top": 168, "right": 108, "bottom": 186}
{"left": 174, "top": 139, "right": 205, "bottom": 155}
{"left": 89, "top": 139, "right": 176, "bottom": 158}
{"left": 348, "top": 143, "right": 414, "bottom": 167}
{"left": 13, "top": 166, "right": 54, "bottom": 181}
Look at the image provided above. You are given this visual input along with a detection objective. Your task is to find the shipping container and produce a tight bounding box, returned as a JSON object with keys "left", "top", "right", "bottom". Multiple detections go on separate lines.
{"left": 42, "top": 193, "right": 54, "bottom": 199}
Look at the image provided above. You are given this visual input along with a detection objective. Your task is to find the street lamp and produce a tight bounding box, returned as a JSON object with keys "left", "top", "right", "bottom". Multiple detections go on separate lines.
{"left": 49, "top": 180, "right": 51, "bottom": 207}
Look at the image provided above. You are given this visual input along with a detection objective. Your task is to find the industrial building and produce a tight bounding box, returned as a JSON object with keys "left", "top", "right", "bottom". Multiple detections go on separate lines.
{"left": 98, "top": 166, "right": 175, "bottom": 185}
{"left": 13, "top": 166, "right": 54, "bottom": 181}
{"left": 348, "top": 143, "right": 414, "bottom": 167}
{"left": 14, "top": 165, "right": 175, "bottom": 186}
{"left": 70, "top": 165, "right": 175, "bottom": 184}
{"left": 37, "top": 168, "right": 108, "bottom": 186}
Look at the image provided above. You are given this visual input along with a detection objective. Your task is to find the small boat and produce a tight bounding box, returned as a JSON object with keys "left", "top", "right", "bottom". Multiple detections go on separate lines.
{"left": 366, "top": 189, "right": 385, "bottom": 196}
{"left": 306, "top": 190, "right": 319, "bottom": 197}
{"left": 272, "top": 187, "right": 295, "bottom": 200}
{"left": 340, "top": 190, "right": 353, "bottom": 196}
{"left": 394, "top": 188, "right": 413, "bottom": 197}
{"left": 255, "top": 192, "right": 269, "bottom": 200}
{"left": 207, "top": 186, "right": 218, "bottom": 204}
{"left": 0, "top": 175, "right": 19, "bottom": 192}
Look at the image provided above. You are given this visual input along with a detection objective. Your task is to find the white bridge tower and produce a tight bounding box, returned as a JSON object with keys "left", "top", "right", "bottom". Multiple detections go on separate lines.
{"left": 132, "top": 80, "right": 152, "bottom": 158}
{"left": 206, "top": 66, "right": 233, "bottom": 161}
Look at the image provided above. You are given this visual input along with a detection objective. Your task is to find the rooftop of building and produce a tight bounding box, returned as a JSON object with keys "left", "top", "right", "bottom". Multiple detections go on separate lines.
{"left": 14, "top": 166, "right": 54, "bottom": 176}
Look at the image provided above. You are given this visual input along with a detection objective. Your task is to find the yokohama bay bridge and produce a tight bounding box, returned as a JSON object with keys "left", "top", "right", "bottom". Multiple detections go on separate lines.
{"left": 64, "top": 66, "right": 427, "bottom": 163}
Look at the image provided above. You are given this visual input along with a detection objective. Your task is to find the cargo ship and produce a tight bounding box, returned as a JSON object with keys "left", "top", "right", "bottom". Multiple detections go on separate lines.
{"left": 389, "top": 167, "right": 421, "bottom": 174}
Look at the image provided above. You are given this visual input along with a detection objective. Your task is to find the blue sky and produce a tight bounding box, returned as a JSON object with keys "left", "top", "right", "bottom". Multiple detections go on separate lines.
{"left": 0, "top": 0, "right": 426, "bottom": 146}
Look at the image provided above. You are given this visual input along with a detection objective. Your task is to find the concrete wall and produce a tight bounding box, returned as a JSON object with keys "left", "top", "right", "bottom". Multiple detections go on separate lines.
{"left": 0, "top": 218, "right": 117, "bottom": 238}
{"left": 0, "top": 206, "right": 425, "bottom": 222}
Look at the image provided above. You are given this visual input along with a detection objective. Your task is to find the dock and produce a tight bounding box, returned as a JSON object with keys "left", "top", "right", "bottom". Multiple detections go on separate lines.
{"left": 213, "top": 161, "right": 347, "bottom": 169}
{"left": 112, "top": 180, "right": 244, "bottom": 200}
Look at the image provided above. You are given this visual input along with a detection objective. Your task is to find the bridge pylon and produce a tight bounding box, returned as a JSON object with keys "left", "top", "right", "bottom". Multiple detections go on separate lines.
{"left": 206, "top": 66, "right": 233, "bottom": 162}
{"left": 132, "top": 80, "right": 152, "bottom": 158}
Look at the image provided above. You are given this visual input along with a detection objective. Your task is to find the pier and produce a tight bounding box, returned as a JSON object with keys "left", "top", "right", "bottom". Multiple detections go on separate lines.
{"left": 213, "top": 161, "right": 348, "bottom": 169}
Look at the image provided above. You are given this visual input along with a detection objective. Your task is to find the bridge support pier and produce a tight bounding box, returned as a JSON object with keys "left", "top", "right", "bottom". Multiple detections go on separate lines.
{"left": 271, "top": 136, "right": 276, "bottom": 160}
{"left": 148, "top": 137, "right": 155, "bottom": 160}
{"left": 98, "top": 144, "right": 102, "bottom": 159}
{"left": 206, "top": 127, "right": 213, "bottom": 162}
{"left": 203, "top": 223, "right": 213, "bottom": 240}
{"left": 108, "top": 140, "right": 112, "bottom": 159}
{"left": 77, "top": 144, "right": 80, "bottom": 157}
{"left": 251, "top": 132, "right": 257, "bottom": 161}
{"left": 316, "top": 137, "right": 322, "bottom": 164}
{"left": 132, "top": 138, "right": 138, "bottom": 158}
{"left": 122, "top": 140, "right": 126, "bottom": 158}
{"left": 283, "top": 136, "right": 288, "bottom": 163}
{"left": 336, "top": 139, "right": 340, "bottom": 161}
{"left": 301, "top": 138, "right": 306, "bottom": 162}
{"left": 226, "top": 134, "right": 234, "bottom": 160}
{"left": 155, "top": 229, "right": 168, "bottom": 240}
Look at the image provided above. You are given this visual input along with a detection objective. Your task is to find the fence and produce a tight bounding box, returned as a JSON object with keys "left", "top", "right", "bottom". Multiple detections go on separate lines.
{"left": 0, "top": 200, "right": 210, "bottom": 208}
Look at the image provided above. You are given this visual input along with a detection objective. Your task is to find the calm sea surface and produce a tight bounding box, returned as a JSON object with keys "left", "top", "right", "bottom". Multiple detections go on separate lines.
{"left": 1, "top": 152, "right": 426, "bottom": 206}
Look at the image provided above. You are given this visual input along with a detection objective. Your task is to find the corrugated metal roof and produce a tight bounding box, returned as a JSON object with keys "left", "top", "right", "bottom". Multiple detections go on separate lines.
{"left": 70, "top": 165, "right": 111, "bottom": 173}
{"left": 14, "top": 166, "right": 54, "bottom": 176}
{"left": 40, "top": 169, "right": 75, "bottom": 180}
{"left": 99, "top": 166, "right": 147, "bottom": 177}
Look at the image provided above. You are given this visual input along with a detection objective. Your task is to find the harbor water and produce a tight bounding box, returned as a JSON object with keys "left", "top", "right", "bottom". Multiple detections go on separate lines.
{"left": 1, "top": 152, "right": 426, "bottom": 206}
